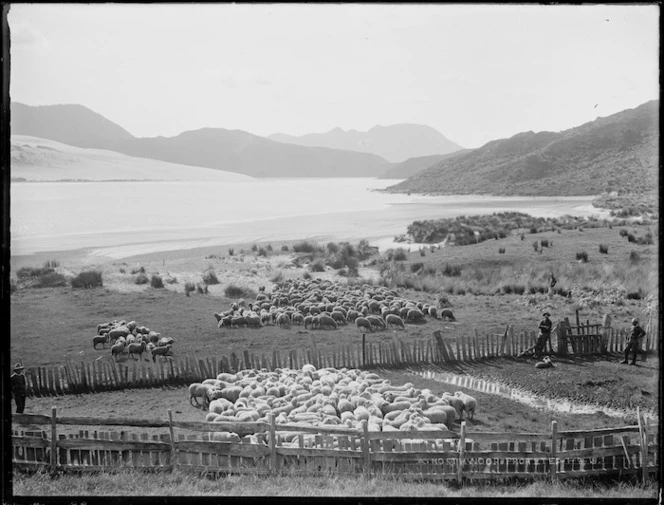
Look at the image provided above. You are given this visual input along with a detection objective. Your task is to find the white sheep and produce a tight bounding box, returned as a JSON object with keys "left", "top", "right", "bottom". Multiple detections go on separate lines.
{"left": 454, "top": 391, "right": 477, "bottom": 420}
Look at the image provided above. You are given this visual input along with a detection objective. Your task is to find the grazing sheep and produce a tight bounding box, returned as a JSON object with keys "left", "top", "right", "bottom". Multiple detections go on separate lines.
{"left": 385, "top": 314, "right": 405, "bottom": 330}
{"left": 427, "top": 306, "right": 439, "bottom": 319}
{"left": 303, "top": 315, "right": 313, "bottom": 329}
{"left": 318, "top": 314, "right": 338, "bottom": 330}
{"left": 442, "top": 393, "right": 464, "bottom": 419}
{"left": 330, "top": 311, "right": 347, "bottom": 325}
{"left": 93, "top": 333, "right": 110, "bottom": 349}
{"left": 151, "top": 344, "right": 173, "bottom": 362}
{"left": 346, "top": 310, "right": 360, "bottom": 323}
{"left": 111, "top": 341, "right": 126, "bottom": 361}
{"left": 108, "top": 326, "right": 131, "bottom": 340}
{"left": 245, "top": 315, "right": 262, "bottom": 328}
{"left": 355, "top": 317, "right": 373, "bottom": 333}
{"left": 406, "top": 308, "right": 426, "bottom": 324}
{"left": 127, "top": 341, "right": 146, "bottom": 360}
{"left": 454, "top": 391, "right": 477, "bottom": 420}
{"left": 440, "top": 309, "right": 456, "bottom": 321}
{"left": 189, "top": 383, "right": 212, "bottom": 408}
{"left": 291, "top": 313, "right": 304, "bottom": 326}
{"left": 231, "top": 316, "right": 247, "bottom": 328}
{"left": 366, "top": 315, "right": 386, "bottom": 330}
{"left": 276, "top": 313, "right": 290, "bottom": 327}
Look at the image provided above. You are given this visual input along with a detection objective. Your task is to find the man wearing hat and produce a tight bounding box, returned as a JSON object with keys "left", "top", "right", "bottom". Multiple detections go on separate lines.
{"left": 11, "top": 363, "right": 27, "bottom": 413}
{"left": 622, "top": 319, "right": 646, "bottom": 365}
{"left": 536, "top": 312, "right": 553, "bottom": 357}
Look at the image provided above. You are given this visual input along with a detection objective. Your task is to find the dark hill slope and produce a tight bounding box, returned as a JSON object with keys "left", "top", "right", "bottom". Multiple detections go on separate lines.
{"left": 379, "top": 150, "right": 471, "bottom": 179}
{"left": 386, "top": 100, "right": 659, "bottom": 196}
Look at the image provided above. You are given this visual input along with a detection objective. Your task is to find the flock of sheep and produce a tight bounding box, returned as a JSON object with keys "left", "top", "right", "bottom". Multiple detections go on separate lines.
{"left": 188, "top": 364, "right": 477, "bottom": 446}
{"left": 214, "top": 278, "right": 456, "bottom": 333}
{"left": 93, "top": 320, "right": 175, "bottom": 362}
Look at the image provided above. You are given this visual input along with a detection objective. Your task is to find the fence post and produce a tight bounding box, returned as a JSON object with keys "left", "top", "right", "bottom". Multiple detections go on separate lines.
{"left": 457, "top": 421, "right": 466, "bottom": 484}
{"left": 637, "top": 407, "right": 648, "bottom": 484}
{"left": 550, "top": 420, "right": 558, "bottom": 482}
{"left": 50, "top": 406, "right": 57, "bottom": 473}
{"left": 167, "top": 409, "right": 177, "bottom": 471}
{"left": 362, "top": 334, "right": 366, "bottom": 367}
{"left": 269, "top": 412, "right": 277, "bottom": 473}
{"left": 362, "top": 420, "right": 370, "bottom": 476}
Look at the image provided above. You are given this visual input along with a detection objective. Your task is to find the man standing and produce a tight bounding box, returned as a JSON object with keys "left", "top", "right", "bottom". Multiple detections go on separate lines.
{"left": 536, "top": 312, "right": 553, "bottom": 357}
{"left": 622, "top": 319, "right": 646, "bottom": 365}
{"left": 10, "top": 363, "right": 27, "bottom": 414}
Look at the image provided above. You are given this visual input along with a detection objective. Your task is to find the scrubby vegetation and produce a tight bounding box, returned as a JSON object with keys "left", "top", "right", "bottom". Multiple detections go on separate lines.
{"left": 224, "top": 284, "right": 255, "bottom": 299}
{"left": 592, "top": 192, "right": 659, "bottom": 218}
{"left": 599, "top": 244, "right": 609, "bottom": 254}
{"left": 134, "top": 273, "right": 149, "bottom": 285}
{"left": 576, "top": 251, "right": 589, "bottom": 263}
{"left": 71, "top": 270, "right": 103, "bottom": 289}
{"left": 184, "top": 282, "right": 196, "bottom": 296}
{"left": 398, "top": 212, "right": 623, "bottom": 246}
{"left": 150, "top": 275, "right": 164, "bottom": 289}
{"left": 202, "top": 268, "right": 220, "bottom": 285}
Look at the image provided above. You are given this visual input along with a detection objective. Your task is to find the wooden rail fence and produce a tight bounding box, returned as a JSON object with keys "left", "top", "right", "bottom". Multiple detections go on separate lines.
{"left": 19, "top": 322, "right": 658, "bottom": 398}
{"left": 12, "top": 408, "right": 658, "bottom": 483}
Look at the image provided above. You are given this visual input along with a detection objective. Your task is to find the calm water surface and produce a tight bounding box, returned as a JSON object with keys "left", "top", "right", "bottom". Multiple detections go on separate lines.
{"left": 11, "top": 179, "right": 607, "bottom": 258}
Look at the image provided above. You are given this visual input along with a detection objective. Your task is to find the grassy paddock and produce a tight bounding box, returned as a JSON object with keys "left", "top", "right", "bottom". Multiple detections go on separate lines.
{"left": 11, "top": 468, "right": 658, "bottom": 498}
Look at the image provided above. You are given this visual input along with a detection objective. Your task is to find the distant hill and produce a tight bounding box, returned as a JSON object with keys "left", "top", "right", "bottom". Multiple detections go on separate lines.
{"left": 11, "top": 103, "right": 392, "bottom": 178}
{"left": 378, "top": 150, "right": 471, "bottom": 179}
{"left": 11, "top": 135, "right": 253, "bottom": 182}
{"left": 11, "top": 103, "right": 134, "bottom": 150}
{"left": 386, "top": 100, "right": 659, "bottom": 196}
{"left": 268, "top": 124, "right": 463, "bottom": 163}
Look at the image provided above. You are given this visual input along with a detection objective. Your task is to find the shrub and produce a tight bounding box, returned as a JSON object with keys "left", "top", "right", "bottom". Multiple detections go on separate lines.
{"left": 184, "top": 282, "right": 196, "bottom": 296}
{"left": 455, "top": 287, "right": 466, "bottom": 296}
{"left": 629, "top": 251, "right": 641, "bottom": 262}
{"left": 309, "top": 260, "right": 326, "bottom": 272}
{"left": 576, "top": 251, "right": 589, "bottom": 263}
{"left": 43, "top": 260, "right": 60, "bottom": 269}
{"left": 257, "top": 247, "right": 268, "bottom": 257}
{"left": 303, "top": 272, "right": 312, "bottom": 280}
{"left": 150, "top": 275, "right": 164, "bottom": 288}
{"left": 442, "top": 264, "right": 462, "bottom": 277}
{"left": 131, "top": 266, "right": 145, "bottom": 275}
{"left": 17, "top": 265, "right": 55, "bottom": 279}
{"left": 619, "top": 229, "right": 629, "bottom": 237}
{"left": 293, "top": 241, "right": 320, "bottom": 253}
{"left": 627, "top": 233, "right": 636, "bottom": 243}
{"left": 224, "top": 284, "right": 252, "bottom": 298}
{"left": 281, "top": 245, "right": 289, "bottom": 252}
{"left": 540, "top": 239, "right": 549, "bottom": 248}
{"left": 202, "top": 269, "right": 219, "bottom": 285}
{"left": 228, "top": 248, "right": 235, "bottom": 256}
{"left": 557, "top": 228, "right": 561, "bottom": 234}
{"left": 35, "top": 272, "right": 68, "bottom": 288}
{"left": 520, "top": 233, "right": 525, "bottom": 241}
{"left": 135, "top": 273, "right": 149, "bottom": 285}
{"left": 166, "top": 277, "right": 178, "bottom": 284}
{"left": 251, "top": 244, "right": 258, "bottom": 252}
{"left": 266, "top": 244, "right": 273, "bottom": 252}
{"left": 410, "top": 262, "right": 424, "bottom": 273}
{"left": 393, "top": 248, "right": 407, "bottom": 261}
{"left": 599, "top": 244, "right": 609, "bottom": 254}
{"left": 498, "top": 247, "right": 506, "bottom": 254}
{"left": 419, "top": 248, "right": 426, "bottom": 257}
{"left": 197, "top": 283, "right": 209, "bottom": 294}
{"left": 119, "top": 268, "right": 126, "bottom": 274}
{"left": 71, "top": 270, "right": 103, "bottom": 288}
{"left": 530, "top": 227, "right": 538, "bottom": 234}
{"left": 626, "top": 291, "right": 642, "bottom": 300}
{"left": 532, "top": 241, "right": 539, "bottom": 252}
{"left": 327, "top": 242, "right": 340, "bottom": 254}
{"left": 438, "top": 294, "right": 452, "bottom": 308}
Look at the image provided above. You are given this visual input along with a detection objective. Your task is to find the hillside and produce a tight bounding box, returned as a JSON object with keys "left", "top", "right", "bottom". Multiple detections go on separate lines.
{"left": 113, "top": 128, "right": 391, "bottom": 178}
{"left": 11, "top": 103, "right": 134, "bottom": 150}
{"left": 386, "top": 100, "right": 659, "bottom": 196}
{"left": 11, "top": 103, "right": 392, "bottom": 178}
{"left": 378, "top": 150, "right": 471, "bottom": 179}
{"left": 268, "top": 124, "right": 463, "bottom": 163}
{"left": 10, "top": 135, "right": 253, "bottom": 182}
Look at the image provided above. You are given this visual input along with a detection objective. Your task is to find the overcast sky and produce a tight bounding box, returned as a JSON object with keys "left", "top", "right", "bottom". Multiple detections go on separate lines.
{"left": 9, "top": 4, "right": 659, "bottom": 148}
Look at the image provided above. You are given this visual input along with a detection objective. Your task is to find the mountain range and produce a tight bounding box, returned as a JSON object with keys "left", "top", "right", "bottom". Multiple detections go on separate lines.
{"left": 268, "top": 124, "right": 463, "bottom": 163}
{"left": 386, "top": 100, "right": 659, "bottom": 196}
{"left": 11, "top": 103, "right": 461, "bottom": 178}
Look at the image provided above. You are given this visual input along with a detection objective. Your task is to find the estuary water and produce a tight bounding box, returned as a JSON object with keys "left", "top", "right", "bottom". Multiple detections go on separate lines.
{"left": 10, "top": 178, "right": 607, "bottom": 259}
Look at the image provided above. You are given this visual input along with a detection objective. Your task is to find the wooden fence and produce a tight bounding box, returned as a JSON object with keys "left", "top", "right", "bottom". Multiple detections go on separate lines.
{"left": 19, "top": 322, "right": 658, "bottom": 398}
{"left": 11, "top": 407, "right": 658, "bottom": 483}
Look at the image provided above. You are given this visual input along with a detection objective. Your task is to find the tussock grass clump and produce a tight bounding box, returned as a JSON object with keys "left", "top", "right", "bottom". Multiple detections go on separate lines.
{"left": 251, "top": 244, "right": 258, "bottom": 252}
{"left": 629, "top": 251, "right": 641, "bottom": 262}
{"left": 131, "top": 266, "right": 145, "bottom": 275}
{"left": 184, "top": 282, "right": 196, "bottom": 296}
{"left": 532, "top": 241, "right": 539, "bottom": 252}
{"left": 540, "top": 239, "right": 549, "bottom": 248}
{"left": 202, "top": 268, "right": 219, "bottom": 285}
{"left": 326, "top": 242, "right": 340, "bottom": 254}
{"left": 150, "top": 275, "right": 164, "bottom": 289}
{"left": 135, "top": 273, "right": 149, "bottom": 285}
{"left": 576, "top": 251, "right": 589, "bottom": 263}
{"left": 419, "top": 248, "right": 426, "bottom": 257}
{"left": 166, "top": 276, "right": 178, "bottom": 284}
{"left": 35, "top": 272, "right": 68, "bottom": 288}
{"left": 197, "top": 283, "right": 209, "bottom": 294}
{"left": 442, "top": 264, "right": 462, "bottom": 277}
{"left": 71, "top": 270, "right": 103, "bottom": 288}
{"left": 228, "top": 248, "right": 235, "bottom": 256}
{"left": 309, "top": 260, "right": 326, "bottom": 272}
{"left": 270, "top": 271, "right": 285, "bottom": 283}
{"left": 410, "top": 262, "right": 424, "bottom": 273}
{"left": 303, "top": 272, "right": 312, "bottom": 280}
{"left": 224, "top": 284, "right": 254, "bottom": 298}
{"left": 17, "top": 264, "right": 56, "bottom": 279}
{"left": 391, "top": 248, "right": 408, "bottom": 261}
{"left": 281, "top": 245, "right": 289, "bottom": 252}
{"left": 293, "top": 241, "right": 323, "bottom": 254}
{"left": 498, "top": 247, "right": 506, "bottom": 254}
{"left": 599, "top": 244, "right": 609, "bottom": 254}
